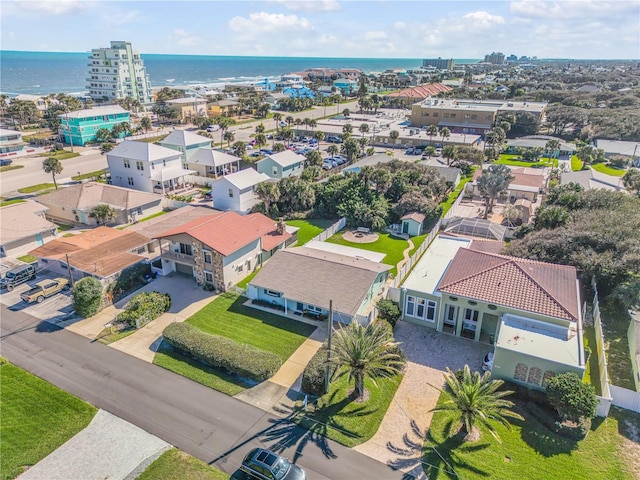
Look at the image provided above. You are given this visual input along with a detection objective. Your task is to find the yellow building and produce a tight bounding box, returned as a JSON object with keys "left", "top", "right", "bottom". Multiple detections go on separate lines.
{"left": 165, "top": 98, "right": 207, "bottom": 122}
{"left": 206, "top": 99, "right": 239, "bottom": 118}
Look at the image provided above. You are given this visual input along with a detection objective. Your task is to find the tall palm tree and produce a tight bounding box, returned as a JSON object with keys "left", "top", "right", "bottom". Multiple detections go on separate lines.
{"left": 273, "top": 112, "right": 283, "bottom": 132}
{"left": 314, "top": 130, "right": 325, "bottom": 150}
{"left": 442, "top": 145, "right": 457, "bottom": 166}
{"left": 223, "top": 130, "right": 235, "bottom": 147}
{"left": 545, "top": 139, "right": 561, "bottom": 159}
{"left": 359, "top": 123, "right": 370, "bottom": 137}
{"left": 42, "top": 157, "right": 63, "bottom": 190}
{"left": 427, "top": 124, "right": 439, "bottom": 146}
{"left": 140, "top": 116, "right": 152, "bottom": 133}
{"left": 285, "top": 115, "right": 294, "bottom": 127}
{"left": 389, "top": 130, "right": 400, "bottom": 147}
{"left": 439, "top": 127, "right": 451, "bottom": 146}
{"left": 430, "top": 365, "right": 523, "bottom": 443}
{"left": 328, "top": 321, "right": 405, "bottom": 401}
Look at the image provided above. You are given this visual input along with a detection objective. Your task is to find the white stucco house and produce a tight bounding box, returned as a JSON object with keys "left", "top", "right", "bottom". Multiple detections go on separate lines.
{"left": 211, "top": 168, "right": 271, "bottom": 214}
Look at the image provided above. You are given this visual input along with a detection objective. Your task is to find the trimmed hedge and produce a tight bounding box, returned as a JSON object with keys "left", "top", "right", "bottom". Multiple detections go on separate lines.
{"left": 118, "top": 291, "right": 171, "bottom": 327}
{"left": 162, "top": 323, "right": 281, "bottom": 382}
{"left": 301, "top": 345, "right": 330, "bottom": 396}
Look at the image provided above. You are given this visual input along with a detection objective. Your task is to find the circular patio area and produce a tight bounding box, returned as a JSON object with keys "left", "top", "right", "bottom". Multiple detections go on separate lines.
{"left": 342, "top": 230, "right": 379, "bottom": 243}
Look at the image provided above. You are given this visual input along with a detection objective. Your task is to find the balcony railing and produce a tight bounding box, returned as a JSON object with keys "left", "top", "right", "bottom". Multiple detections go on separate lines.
{"left": 160, "top": 247, "right": 195, "bottom": 266}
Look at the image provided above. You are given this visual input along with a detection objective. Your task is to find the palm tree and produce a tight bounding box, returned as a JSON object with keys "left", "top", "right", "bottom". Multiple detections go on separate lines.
{"left": 427, "top": 124, "right": 439, "bottom": 146}
{"left": 216, "top": 116, "right": 235, "bottom": 145}
{"left": 430, "top": 365, "right": 522, "bottom": 443}
{"left": 140, "top": 116, "right": 152, "bottom": 133}
{"left": 442, "top": 145, "right": 457, "bottom": 166}
{"left": 254, "top": 133, "right": 267, "bottom": 150}
{"left": 545, "top": 139, "right": 561, "bottom": 159}
{"left": 341, "top": 138, "right": 361, "bottom": 163}
{"left": 327, "top": 144, "right": 339, "bottom": 157}
{"left": 359, "top": 123, "right": 370, "bottom": 137}
{"left": 342, "top": 123, "right": 353, "bottom": 134}
{"left": 42, "top": 157, "right": 63, "bottom": 190}
{"left": 90, "top": 204, "right": 116, "bottom": 225}
{"left": 254, "top": 182, "right": 281, "bottom": 216}
{"left": 439, "top": 127, "right": 451, "bottom": 146}
{"left": 285, "top": 115, "right": 294, "bottom": 127}
{"left": 477, "top": 164, "right": 515, "bottom": 219}
{"left": 273, "top": 112, "right": 283, "bottom": 132}
{"left": 389, "top": 130, "right": 400, "bottom": 147}
{"left": 223, "top": 130, "right": 235, "bottom": 147}
{"left": 328, "top": 321, "right": 405, "bottom": 401}
{"left": 314, "top": 130, "right": 325, "bottom": 150}
{"left": 255, "top": 123, "right": 265, "bottom": 134}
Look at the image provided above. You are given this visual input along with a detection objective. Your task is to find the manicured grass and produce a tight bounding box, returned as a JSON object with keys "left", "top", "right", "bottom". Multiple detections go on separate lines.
{"left": 138, "top": 449, "right": 229, "bottom": 480}
{"left": 286, "top": 218, "right": 337, "bottom": 246}
{"left": 0, "top": 358, "right": 97, "bottom": 480}
{"left": 138, "top": 134, "right": 169, "bottom": 143}
{"left": 153, "top": 341, "right": 249, "bottom": 396}
{"left": 71, "top": 169, "right": 106, "bottom": 181}
{"left": 0, "top": 199, "right": 26, "bottom": 208}
{"left": 600, "top": 300, "right": 635, "bottom": 389}
{"left": 62, "top": 233, "right": 76, "bottom": 238}
{"left": 16, "top": 255, "right": 37, "bottom": 264}
{"left": 408, "top": 233, "right": 429, "bottom": 257}
{"left": 582, "top": 326, "right": 602, "bottom": 395}
{"left": 591, "top": 163, "right": 627, "bottom": 177}
{"left": 0, "top": 165, "right": 24, "bottom": 173}
{"left": 292, "top": 372, "right": 402, "bottom": 447}
{"left": 38, "top": 151, "right": 79, "bottom": 160}
{"left": 440, "top": 176, "right": 473, "bottom": 217}
{"left": 423, "top": 394, "right": 634, "bottom": 480}
{"left": 495, "top": 154, "right": 557, "bottom": 168}
{"left": 325, "top": 231, "right": 409, "bottom": 277}
{"left": 137, "top": 210, "right": 169, "bottom": 223}
{"left": 95, "top": 326, "right": 137, "bottom": 345}
{"left": 54, "top": 223, "right": 73, "bottom": 231}
{"left": 236, "top": 269, "right": 259, "bottom": 289}
{"left": 186, "top": 293, "right": 315, "bottom": 362}
{"left": 571, "top": 155, "right": 583, "bottom": 171}
{"left": 17, "top": 183, "right": 55, "bottom": 194}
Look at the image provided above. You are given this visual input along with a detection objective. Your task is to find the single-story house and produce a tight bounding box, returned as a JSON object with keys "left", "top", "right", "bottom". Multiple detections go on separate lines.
{"left": 0, "top": 201, "right": 58, "bottom": 258}
{"left": 470, "top": 167, "right": 545, "bottom": 203}
{"left": 560, "top": 168, "right": 626, "bottom": 192}
{"left": 505, "top": 135, "right": 576, "bottom": 158}
{"left": 256, "top": 151, "right": 305, "bottom": 179}
{"left": 159, "top": 130, "right": 212, "bottom": 161}
{"left": 211, "top": 168, "right": 271, "bottom": 214}
{"left": 29, "top": 226, "right": 152, "bottom": 283}
{"left": 0, "top": 128, "right": 26, "bottom": 156}
{"left": 154, "top": 211, "right": 293, "bottom": 290}
{"left": 594, "top": 139, "right": 640, "bottom": 166}
{"left": 246, "top": 246, "right": 391, "bottom": 324}
{"left": 187, "top": 148, "right": 241, "bottom": 178}
{"left": 399, "top": 234, "right": 585, "bottom": 389}
{"left": 431, "top": 166, "right": 462, "bottom": 189}
{"left": 401, "top": 212, "right": 426, "bottom": 236}
{"left": 35, "top": 182, "right": 164, "bottom": 226}
{"left": 264, "top": 92, "right": 289, "bottom": 108}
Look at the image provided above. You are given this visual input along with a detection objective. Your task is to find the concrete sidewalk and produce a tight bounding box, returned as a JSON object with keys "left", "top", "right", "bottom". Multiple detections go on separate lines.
{"left": 19, "top": 410, "right": 170, "bottom": 480}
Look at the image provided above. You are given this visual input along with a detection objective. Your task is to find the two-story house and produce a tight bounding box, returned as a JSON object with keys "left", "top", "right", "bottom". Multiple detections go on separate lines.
{"left": 154, "top": 211, "right": 292, "bottom": 291}
{"left": 256, "top": 151, "right": 305, "bottom": 180}
{"left": 211, "top": 168, "right": 271, "bottom": 213}
{"left": 0, "top": 128, "right": 25, "bottom": 156}
{"left": 58, "top": 105, "right": 130, "bottom": 146}
{"left": 159, "top": 130, "right": 212, "bottom": 163}
{"left": 107, "top": 140, "right": 195, "bottom": 194}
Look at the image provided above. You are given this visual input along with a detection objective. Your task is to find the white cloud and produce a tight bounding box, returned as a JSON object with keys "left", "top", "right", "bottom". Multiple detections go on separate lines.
{"left": 364, "top": 31, "right": 387, "bottom": 41}
{"left": 393, "top": 21, "right": 406, "bottom": 30}
{"left": 228, "top": 12, "right": 313, "bottom": 33}
{"left": 269, "top": 0, "right": 340, "bottom": 12}
{"left": 16, "top": 0, "right": 86, "bottom": 15}
{"left": 461, "top": 11, "right": 506, "bottom": 28}
{"left": 319, "top": 33, "right": 338, "bottom": 44}
{"left": 172, "top": 28, "right": 202, "bottom": 47}
{"left": 510, "top": 0, "right": 638, "bottom": 19}
{"left": 104, "top": 10, "right": 141, "bottom": 27}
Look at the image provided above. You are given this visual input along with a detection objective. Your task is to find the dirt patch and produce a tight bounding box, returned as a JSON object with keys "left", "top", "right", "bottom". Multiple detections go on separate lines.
{"left": 342, "top": 230, "right": 379, "bottom": 243}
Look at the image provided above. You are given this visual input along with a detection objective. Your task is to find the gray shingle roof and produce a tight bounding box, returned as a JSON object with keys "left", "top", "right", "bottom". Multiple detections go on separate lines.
{"left": 108, "top": 140, "right": 181, "bottom": 162}
{"left": 160, "top": 130, "right": 211, "bottom": 148}
{"left": 0, "top": 201, "right": 55, "bottom": 244}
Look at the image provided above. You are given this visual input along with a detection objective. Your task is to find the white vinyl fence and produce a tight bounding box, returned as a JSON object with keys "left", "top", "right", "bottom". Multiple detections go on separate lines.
{"left": 389, "top": 219, "right": 442, "bottom": 288}
{"left": 610, "top": 385, "right": 640, "bottom": 413}
{"left": 310, "top": 217, "right": 346, "bottom": 243}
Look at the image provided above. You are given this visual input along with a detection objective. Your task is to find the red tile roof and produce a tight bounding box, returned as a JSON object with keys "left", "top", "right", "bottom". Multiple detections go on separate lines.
{"left": 154, "top": 211, "right": 290, "bottom": 256}
{"left": 472, "top": 168, "right": 544, "bottom": 190}
{"left": 437, "top": 248, "right": 580, "bottom": 322}
{"left": 386, "top": 83, "right": 452, "bottom": 99}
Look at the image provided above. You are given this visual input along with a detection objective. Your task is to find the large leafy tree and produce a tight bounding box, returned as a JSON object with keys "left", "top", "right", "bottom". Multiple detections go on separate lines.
{"left": 546, "top": 373, "right": 597, "bottom": 422}
{"left": 254, "top": 182, "right": 281, "bottom": 217}
{"left": 622, "top": 168, "right": 640, "bottom": 197}
{"left": 90, "top": 204, "right": 116, "bottom": 225}
{"left": 42, "top": 157, "right": 63, "bottom": 190}
{"left": 73, "top": 277, "right": 103, "bottom": 317}
{"left": 430, "top": 365, "right": 523, "bottom": 443}
{"left": 477, "top": 164, "right": 514, "bottom": 219}
{"left": 328, "top": 321, "right": 405, "bottom": 401}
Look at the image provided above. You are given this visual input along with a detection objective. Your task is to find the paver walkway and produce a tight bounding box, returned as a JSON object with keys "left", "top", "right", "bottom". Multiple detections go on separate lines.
{"left": 20, "top": 409, "right": 170, "bottom": 480}
{"left": 353, "top": 321, "right": 487, "bottom": 479}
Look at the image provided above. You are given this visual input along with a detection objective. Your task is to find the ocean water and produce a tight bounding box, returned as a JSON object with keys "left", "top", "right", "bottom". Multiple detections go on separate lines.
{"left": 0, "top": 50, "right": 480, "bottom": 96}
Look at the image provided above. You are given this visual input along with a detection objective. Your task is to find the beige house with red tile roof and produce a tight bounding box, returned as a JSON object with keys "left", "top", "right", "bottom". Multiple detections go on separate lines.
{"left": 399, "top": 234, "right": 585, "bottom": 389}
{"left": 154, "top": 211, "right": 294, "bottom": 291}
{"left": 470, "top": 167, "right": 546, "bottom": 203}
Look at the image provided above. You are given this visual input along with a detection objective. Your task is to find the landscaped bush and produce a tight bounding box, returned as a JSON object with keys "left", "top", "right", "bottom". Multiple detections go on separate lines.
{"left": 72, "top": 277, "right": 103, "bottom": 317}
{"left": 376, "top": 299, "right": 401, "bottom": 328}
{"left": 118, "top": 291, "right": 171, "bottom": 328}
{"left": 162, "top": 322, "right": 281, "bottom": 382}
{"left": 109, "top": 263, "right": 152, "bottom": 301}
{"left": 301, "top": 344, "right": 331, "bottom": 396}
{"left": 546, "top": 372, "right": 598, "bottom": 421}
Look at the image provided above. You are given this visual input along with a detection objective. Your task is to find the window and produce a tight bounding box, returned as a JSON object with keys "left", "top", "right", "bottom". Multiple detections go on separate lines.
{"left": 127, "top": 177, "right": 134, "bottom": 186}
{"left": 464, "top": 308, "right": 479, "bottom": 322}
{"left": 179, "top": 243, "right": 192, "bottom": 255}
{"left": 308, "top": 305, "right": 322, "bottom": 313}
{"left": 443, "top": 113, "right": 449, "bottom": 118}
{"left": 204, "top": 271, "right": 213, "bottom": 283}
{"left": 425, "top": 300, "right": 436, "bottom": 322}
{"left": 444, "top": 305, "right": 457, "bottom": 325}
{"left": 123, "top": 159, "right": 130, "bottom": 168}
{"left": 163, "top": 159, "right": 166, "bottom": 166}
{"left": 265, "top": 289, "right": 281, "bottom": 297}
{"left": 416, "top": 298, "right": 425, "bottom": 318}
{"left": 228, "top": 188, "right": 234, "bottom": 198}
{"left": 237, "top": 264, "right": 243, "bottom": 272}
{"left": 203, "top": 251, "right": 212, "bottom": 264}
{"left": 464, "top": 114, "right": 470, "bottom": 120}
{"left": 433, "top": 113, "right": 439, "bottom": 117}
{"left": 272, "top": 167, "right": 278, "bottom": 176}
{"left": 468, "top": 300, "right": 477, "bottom": 306}
{"left": 136, "top": 161, "right": 143, "bottom": 171}
{"left": 471, "top": 114, "right": 477, "bottom": 120}
{"left": 451, "top": 113, "right": 456, "bottom": 118}
{"left": 406, "top": 295, "right": 415, "bottom": 316}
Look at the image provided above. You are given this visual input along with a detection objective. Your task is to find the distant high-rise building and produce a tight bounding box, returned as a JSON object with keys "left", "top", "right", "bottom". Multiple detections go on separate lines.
{"left": 422, "top": 57, "right": 455, "bottom": 70}
{"left": 86, "top": 41, "right": 153, "bottom": 104}
{"left": 484, "top": 52, "right": 505, "bottom": 65}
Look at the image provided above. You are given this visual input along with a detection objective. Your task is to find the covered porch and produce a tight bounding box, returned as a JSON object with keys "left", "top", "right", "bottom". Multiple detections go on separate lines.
{"left": 440, "top": 301, "right": 498, "bottom": 345}
{"left": 151, "top": 167, "right": 197, "bottom": 195}
{"left": 188, "top": 148, "right": 241, "bottom": 179}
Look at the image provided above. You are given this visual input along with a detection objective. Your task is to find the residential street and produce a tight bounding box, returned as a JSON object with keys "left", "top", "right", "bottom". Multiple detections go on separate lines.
{"left": 0, "top": 306, "right": 407, "bottom": 480}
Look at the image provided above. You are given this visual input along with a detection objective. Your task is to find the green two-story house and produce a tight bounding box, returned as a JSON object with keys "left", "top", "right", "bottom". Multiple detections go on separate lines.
{"left": 59, "top": 105, "right": 130, "bottom": 146}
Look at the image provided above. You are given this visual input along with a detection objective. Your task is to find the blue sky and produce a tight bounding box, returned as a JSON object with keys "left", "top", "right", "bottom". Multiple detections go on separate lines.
{"left": 2, "top": 1, "right": 639, "bottom": 59}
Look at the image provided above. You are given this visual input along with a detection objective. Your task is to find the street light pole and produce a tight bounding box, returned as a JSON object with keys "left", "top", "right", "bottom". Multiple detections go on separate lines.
{"left": 325, "top": 300, "right": 334, "bottom": 394}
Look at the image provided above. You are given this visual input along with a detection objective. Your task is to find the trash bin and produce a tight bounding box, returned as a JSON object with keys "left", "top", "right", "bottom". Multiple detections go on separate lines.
{"left": 489, "top": 335, "right": 495, "bottom": 345}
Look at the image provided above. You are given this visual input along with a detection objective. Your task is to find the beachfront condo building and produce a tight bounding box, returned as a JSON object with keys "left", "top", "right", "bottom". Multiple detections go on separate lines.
{"left": 422, "top": 58, "right": 455, "bottom": 70}
{"left": 58, "top": 105, "right": 130, "bottom": 146}
{"left": 87, "top": 41, "right": 153, "bottom": 104}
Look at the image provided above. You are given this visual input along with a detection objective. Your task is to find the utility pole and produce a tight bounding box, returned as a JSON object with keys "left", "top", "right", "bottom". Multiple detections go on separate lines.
{"left": 325, "top": 300, "right": 334, "bottom": 394}
{"left": 65, "top": 253, "right": 74, "bottom": 288}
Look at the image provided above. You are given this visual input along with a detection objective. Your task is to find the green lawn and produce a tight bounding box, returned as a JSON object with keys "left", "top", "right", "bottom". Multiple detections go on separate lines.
{"left": 38, "top": 151, "right": 79, "bottom": 160}
{"left": 0, "top": 199, "right": 26, "bottom": 208}
{"left": 571, "top": 155, "right": 583, "bottom": 171}
{"left": 54, "top": 223, "right": 73, "bottom": 231}
{"left": 440, "top": 176, "right": 473, "bottom": 217}
{"left": 137, "top": 210, "right": 169, "bottom": 223}
{"left": 138, "top": 134, "right": 170, "bottom": 143}
{"left": 0, "top": 165, "right": 24, "bottom": 173}
{"left": 292, "top": 372, "right": 403, "bottom": 447}
{"left": 139, "top": 449, "right": 230, "bottom": 480}
{"left": 285, "top": 219, "right": 336, "bottom": 246}
{"left": 325, "top": 231, "right": 409, "bottom": 277}
{"left": 408, "top": 233, "right": 429, "bottom": 257}
{"left": 16, "top": 255, "right": 37, "bottom": 264}
{"left": 495, "top": 154, "right": 557, "bottom": 168}
{"left": 95, "top": 326, "right": 137, "bottom": 345}
{"left": 423, "top": 394, "right": 634, "bottom": 480}
{"left": 600, "top": 300, "right": 636, "bottom": 389}
{"left": 582, "top": 326, "right": 602, "bottom": 395}
{"left": 0, "top": 358, "right": 97, "bottom": 480}
{"left": 186, "top": 293, "right": 315, "bottom": 362}
{"left": 71, "top": 169, "right": 107, "bottom": 181}
{"left": 591, "top": 163, "right": 627, "bottom": 177}
{"left": 17, "top": 183, "right": 55, "bottom": 194}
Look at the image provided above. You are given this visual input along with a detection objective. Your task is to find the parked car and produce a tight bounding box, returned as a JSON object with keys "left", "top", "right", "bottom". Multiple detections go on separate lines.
{"left": 333, "top": 156, "right": 346, "bottom": 165}
{"left": 405, "top": 147, "right": 415, "bottom": 155}
{"left": 435, "top": 148, "right": 442, "bottom": 156}
{"left": 322, "top": 162, "right": 333, "bottom": 170}
{"left": 482, "top": 352, "right": 494, "bottom": 371}
{"left": 203, "top": 190, "right": 213, "bottom": 200}
{"left": 1, "top": 264, "right": 36, "bottom": 291}
{"left": 414, "top": 148, "right": 423, "bottom": 155}
{"left": 261, "top": 149, "right": 273, "bottom": 155}
{"left": 21, "top": 278, "right": 69, "bottom": 303}
{"left": 326, "top": 136, "right": 342, "bottom": 143}
{"left": 206, "top": 125, "right": 219, "bottom": 133}
{"left": 241, "top": 448, "right": 306, "bottom": 480}
{"left": 250, "top": 151, "right": 262, "bottom": 158}
{"left": 279, "top": 121, "right": 287, "bottom": 127}
{"left": 0, "top": 159, "right": 12, "bottom": 166}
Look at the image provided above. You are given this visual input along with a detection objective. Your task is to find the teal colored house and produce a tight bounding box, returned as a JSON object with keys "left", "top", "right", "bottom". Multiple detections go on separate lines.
{"left": 333, "top": 79, "right": 358, "bottom": 95}
{"left": 59, "top": 105, "right": 130, "bottom": 146}
{"left": 256, "top": 151, "right": 304, "bottom": 179}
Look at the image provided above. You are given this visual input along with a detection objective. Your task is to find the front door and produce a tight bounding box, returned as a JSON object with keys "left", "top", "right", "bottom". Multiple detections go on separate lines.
{"left": 444, "top": 304, "right": 458, "bottom": 333}
{"left": 402, "top": 222, "right": 409, "bottom": 234}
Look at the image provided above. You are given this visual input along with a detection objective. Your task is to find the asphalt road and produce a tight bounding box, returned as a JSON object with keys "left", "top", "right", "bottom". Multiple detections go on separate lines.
{"left": 0, "top": 307, "right": 407, "bottom": 480}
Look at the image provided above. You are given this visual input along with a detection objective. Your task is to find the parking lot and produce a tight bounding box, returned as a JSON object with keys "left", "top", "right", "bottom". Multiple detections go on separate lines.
{"left": 0, "top": 268, "right": 74, "bottom": 322}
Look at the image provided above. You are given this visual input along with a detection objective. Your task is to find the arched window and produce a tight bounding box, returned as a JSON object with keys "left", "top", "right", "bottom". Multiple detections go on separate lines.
{"left": 527, "top": 367, "right": 543, "bottom": 385}
{"left": 542, "top": 371, "right": 556, "bottom": 387}
{"left": 514, "top": 363, "right": 528, "bottom": 382}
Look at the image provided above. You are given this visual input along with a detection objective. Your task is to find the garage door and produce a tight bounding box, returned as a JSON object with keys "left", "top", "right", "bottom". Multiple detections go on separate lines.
{"left": 175, "top": 263, "right": 193, "bottom": 277}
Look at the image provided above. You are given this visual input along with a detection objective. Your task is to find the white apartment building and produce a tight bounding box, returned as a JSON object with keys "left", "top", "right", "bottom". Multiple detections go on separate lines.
{"left": 87, "top": 41, "right": 153, "bottom": 104}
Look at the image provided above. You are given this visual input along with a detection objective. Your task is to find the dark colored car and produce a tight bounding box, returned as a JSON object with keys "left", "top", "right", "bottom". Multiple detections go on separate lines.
{"left": 240, "top": 448, "right": 306, "bottom": 480}
{"left": 0, "top": 159, "right": 13, "bottom": 166}
{"left": 1, "top": 264, "right": 36, "bottom": 291}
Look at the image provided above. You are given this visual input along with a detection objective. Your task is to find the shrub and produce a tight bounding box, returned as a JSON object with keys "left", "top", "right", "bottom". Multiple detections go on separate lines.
{"left": 546, "top": 372, "right": 598, "bottom": 421}
{"left": 162, "top": 323, "right": 281, "bottom": 382}
{"left": 376, "top": 299, "right": 401, "bottom": 328}
{"left": 110, "top": 263, "right": 151, "bottom": 300}
{"left": 301, "top": 344, "right": 330, "bottom": 396}
{"left": 73, "top": 277, "right": 103, "bottom": 317}
{"left": 118, "top": 291, "right": 171, "bottom": 327}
